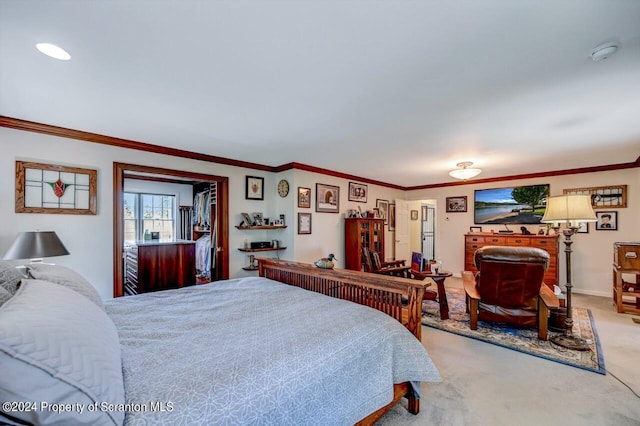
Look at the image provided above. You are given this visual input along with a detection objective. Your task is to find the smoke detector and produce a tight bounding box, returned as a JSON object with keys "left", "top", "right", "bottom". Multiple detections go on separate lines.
{"left": 591, "top": 42, "right": 618, "bottom": 62}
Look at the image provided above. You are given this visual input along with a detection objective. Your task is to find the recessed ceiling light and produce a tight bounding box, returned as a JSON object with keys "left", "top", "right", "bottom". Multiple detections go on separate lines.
{"left": 36, "top": 43, "right": 71, "bottom": 60}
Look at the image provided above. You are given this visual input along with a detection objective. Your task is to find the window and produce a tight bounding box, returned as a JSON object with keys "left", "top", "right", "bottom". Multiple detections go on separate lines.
{"left": 124, "top": 192, "right": 175, "bottom": 243}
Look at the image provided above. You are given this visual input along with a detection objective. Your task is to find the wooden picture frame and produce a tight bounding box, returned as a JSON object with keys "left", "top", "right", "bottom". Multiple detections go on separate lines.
{"left": 15, "top": 161, "right": 97, "bottom": 215}
{"left": 469, "top": 226, "right": 483, "bottom": 233}
{"left": 563, "top": 185, "right": 627, "bottom": 209}
{"left": 446, "top": 196, "right": 467, "bottom": 213}
{"left": 376, "top": 199, "right": 389, "bottom": 224}
{"left": 595, "top": 211, "right": 617, "bottom": 231}
{"left": 240, "top": 212, "right": 253, "bottom": 227}
{"left": 252, "top": 212, "right": 264, "bottom": 226}
{"left": 388, "top": 204, "right": 396, "bottom": 231}
{"left": 245, "top": 176, "right": 264, "bottom": 200}
{"left": 348, "top": 182, "right": 368, "bottom": 203}
{"left": 316, "top": 183, "right": 340, "bottom": 213}
{"left": 410, "top": 210, "right": 419, "bottom": 220}
{"left": 298, "top": 187, "right": 311, "bottom": 208}
{"left": 298, "top": 212, "right": 312, "bottom": 234}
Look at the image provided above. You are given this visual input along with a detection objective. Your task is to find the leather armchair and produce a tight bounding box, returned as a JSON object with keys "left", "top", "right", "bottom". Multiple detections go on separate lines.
{"left": 462, "top": 246, "right": 559, "bottom": 340}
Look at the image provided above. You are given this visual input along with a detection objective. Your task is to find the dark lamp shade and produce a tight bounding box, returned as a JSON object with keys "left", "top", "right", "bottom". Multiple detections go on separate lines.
{"left": 3, "top": 231, "right": 70, "bottom": 260}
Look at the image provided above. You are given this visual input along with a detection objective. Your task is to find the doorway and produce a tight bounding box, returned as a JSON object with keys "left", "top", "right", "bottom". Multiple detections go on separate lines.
{"left": 113, "top": 163, "right": 229, "bottom": 298}
{"left": 421, "top": 204, "right": 435, "bottom": 262}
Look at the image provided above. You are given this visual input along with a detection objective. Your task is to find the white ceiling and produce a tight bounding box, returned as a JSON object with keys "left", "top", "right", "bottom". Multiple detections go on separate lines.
{"left": 1, "top": 1, "right": 639, "bottom": 187}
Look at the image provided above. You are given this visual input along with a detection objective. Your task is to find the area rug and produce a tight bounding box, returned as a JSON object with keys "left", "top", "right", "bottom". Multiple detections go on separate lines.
{"left": 422, "top": 287, "right": 605, "bottom": 374}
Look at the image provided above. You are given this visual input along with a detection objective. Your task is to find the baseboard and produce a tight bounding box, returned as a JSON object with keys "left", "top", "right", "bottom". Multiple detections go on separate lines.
{"left": 572, "top": 288, "right": 610, "bottom": 298}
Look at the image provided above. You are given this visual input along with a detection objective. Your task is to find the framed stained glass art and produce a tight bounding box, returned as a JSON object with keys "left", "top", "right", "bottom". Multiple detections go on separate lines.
{"left": 15, "top": 161, "right": 97, "bottom": 214}
{"left": 563, "top": 185, "right": 627, "bottom": 209}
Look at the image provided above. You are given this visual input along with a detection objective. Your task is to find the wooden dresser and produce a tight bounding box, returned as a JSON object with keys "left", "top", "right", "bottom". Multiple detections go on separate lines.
{"left": 125, "top": 240, "right": 196, "bottom": 295}
{"left": 464, "top": 233, "right": 560, "bottom": 288}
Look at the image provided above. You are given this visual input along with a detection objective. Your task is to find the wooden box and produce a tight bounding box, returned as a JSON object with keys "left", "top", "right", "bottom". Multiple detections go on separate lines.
{"left": 614, "top": 242, "right": 640, "bottom": 270}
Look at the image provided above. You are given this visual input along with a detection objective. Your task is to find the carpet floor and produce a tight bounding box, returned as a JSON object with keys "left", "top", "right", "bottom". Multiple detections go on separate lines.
{"left": 421, "top": 287, "right": 605, "bottom": 374}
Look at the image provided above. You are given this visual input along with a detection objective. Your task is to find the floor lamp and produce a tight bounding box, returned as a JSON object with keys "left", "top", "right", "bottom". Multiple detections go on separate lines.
{"left": 542, "top": 195, "right": 596, "bottom": 351}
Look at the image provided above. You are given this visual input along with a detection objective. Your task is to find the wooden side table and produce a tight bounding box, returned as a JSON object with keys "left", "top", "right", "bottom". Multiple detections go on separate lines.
{"left": 412, "top": 271, "right": 452, "bottom": 320}
{"left": 613, "top": 265, "right": 640, "bottom": 315}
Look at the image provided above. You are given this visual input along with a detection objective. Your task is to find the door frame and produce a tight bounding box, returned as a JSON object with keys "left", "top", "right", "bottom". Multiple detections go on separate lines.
{"left": 113, "top": 162, "right": 229, "bottom": 297}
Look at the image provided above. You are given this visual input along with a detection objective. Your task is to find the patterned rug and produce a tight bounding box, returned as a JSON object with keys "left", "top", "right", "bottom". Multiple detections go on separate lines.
{"left": 422, "top": 287, "right": 605, "bottom": 374}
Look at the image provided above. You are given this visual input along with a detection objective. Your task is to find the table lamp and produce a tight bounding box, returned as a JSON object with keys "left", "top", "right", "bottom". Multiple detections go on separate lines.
{"left": 3, "top": 231, "right": 70, "bottom": 262}
{"left": 541, "top": 195, "right": 596, "bottom": 350}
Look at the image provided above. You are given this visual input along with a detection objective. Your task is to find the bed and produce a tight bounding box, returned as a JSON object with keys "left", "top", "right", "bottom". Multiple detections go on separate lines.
{"left": 0, "top": 259, "right": 440, "bottom": 425}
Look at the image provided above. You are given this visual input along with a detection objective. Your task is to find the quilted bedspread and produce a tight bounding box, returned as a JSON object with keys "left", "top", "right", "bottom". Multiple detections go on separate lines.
{"left": 105, "top": 276, "right": 441, "bottom": 425}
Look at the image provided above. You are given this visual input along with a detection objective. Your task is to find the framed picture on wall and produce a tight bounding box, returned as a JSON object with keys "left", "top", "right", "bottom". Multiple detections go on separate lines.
{"left": 563, "top": 185, "right": 627, "bottom": 209}
{"left": 245, "top": 176, "right": 264, "bottom": 200}
{"left": 376, "top": 199, "right": 389, "bottom": 224}
{"left": 595, "top": 211, "right": 617, "bottom": 230}
{"left": 298, "top": 187, "right": 311, "bottom": 208}
{"left": 348, "top": 182, "right": 368, "bottom": 203}
{"left": 388, "top": 204, "right": 396, "bottom": 231}
{"left": 446, "top": 196, "right": 467, "bottom": 213}
{"left": 577, "top": 222, "right": 589, "bottom": 233}
{"left": 15, "top": 161, "right": 97, "bottom": 215}
{"left": 298, "top": 213, "right": 312, "bottom": 234}
{"left": 316, "top": 183, "right": 340, "bottom": 213}
{"left": 411, "top": 210, "right": 419, "bottom": 220}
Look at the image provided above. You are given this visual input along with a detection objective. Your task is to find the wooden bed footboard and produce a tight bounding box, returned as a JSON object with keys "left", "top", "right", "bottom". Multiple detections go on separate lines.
{"left": 257, "top": 258, "right": 425, "bottom": 341}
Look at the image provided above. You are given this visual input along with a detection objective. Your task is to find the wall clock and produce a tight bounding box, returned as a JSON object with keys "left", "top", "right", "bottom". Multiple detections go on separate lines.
{"left": 277, "top": 179, "right": 290, "bottom": 197}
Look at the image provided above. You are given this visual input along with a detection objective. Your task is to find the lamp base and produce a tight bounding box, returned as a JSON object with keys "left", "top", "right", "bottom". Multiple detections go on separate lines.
{"left": 551, "top": 334, "right": 591, "bottom": 351}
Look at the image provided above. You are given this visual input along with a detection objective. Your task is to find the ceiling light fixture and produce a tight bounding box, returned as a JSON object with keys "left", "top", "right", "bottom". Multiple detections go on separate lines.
{"left": 449, "top": 161, "right": 482, "bottom": 180}
{"left": 36, "top": 43, "right": 71, "bottom": 60}
{"left": 591, "top": 42, "right": 618, "bottom": 62}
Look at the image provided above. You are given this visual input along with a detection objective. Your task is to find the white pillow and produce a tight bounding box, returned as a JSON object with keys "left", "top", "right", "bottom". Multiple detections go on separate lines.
{"left": 0, "top": 280, "right": 125, "bottom": 425}
{"left": 27, "top": 263, "right": 104, "bottom": 310}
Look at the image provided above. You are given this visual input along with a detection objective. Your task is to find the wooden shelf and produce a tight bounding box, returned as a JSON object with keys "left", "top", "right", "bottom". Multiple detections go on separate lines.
{"left": 235, "top": 225, "right": 287, "bottom": 230}
{"left": 238, "top": 247, "right": 286, "bottom": 253}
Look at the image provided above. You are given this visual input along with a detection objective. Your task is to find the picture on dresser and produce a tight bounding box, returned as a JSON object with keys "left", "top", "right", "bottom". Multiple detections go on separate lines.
{"left": 474, "top": 184, "right": 549, "bottom": 225}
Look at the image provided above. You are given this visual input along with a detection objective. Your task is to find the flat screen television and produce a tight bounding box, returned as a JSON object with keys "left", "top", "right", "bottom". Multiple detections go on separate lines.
{"left": 474, "top": 184, "right": 549, "bottom": 225}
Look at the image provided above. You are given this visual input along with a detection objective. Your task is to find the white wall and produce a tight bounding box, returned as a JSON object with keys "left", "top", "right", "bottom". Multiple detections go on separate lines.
{"left": 287, "top": 169, "right": 405, "bottom": 266}
{"left": 3, "top": 127, "right": 636, "bottom": 299}
{"left": 0, "top": 127, "right": 405, "bottom": 299}
{"left": 407, "top": 168, "right": 640, "bottom": 296}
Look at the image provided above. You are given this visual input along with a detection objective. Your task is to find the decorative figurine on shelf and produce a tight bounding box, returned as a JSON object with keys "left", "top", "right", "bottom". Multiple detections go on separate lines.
{"left": 314, "top": 254, "right": 337, "bottom": 269}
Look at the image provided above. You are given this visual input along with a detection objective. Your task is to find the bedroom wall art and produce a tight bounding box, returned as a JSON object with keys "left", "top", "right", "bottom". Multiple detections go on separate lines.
{"left": 15, "top": 161, "right": 97, "bottom": 215}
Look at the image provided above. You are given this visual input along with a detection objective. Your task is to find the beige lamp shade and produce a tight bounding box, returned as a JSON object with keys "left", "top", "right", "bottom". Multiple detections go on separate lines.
{"left": 3, "top": 231, "right": 70, "bottom": 260}
{"left": 541, "top": 195, "right": 597, "bottom": 226}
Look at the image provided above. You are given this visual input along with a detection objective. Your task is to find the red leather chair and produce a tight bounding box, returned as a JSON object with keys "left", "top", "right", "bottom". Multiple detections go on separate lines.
{"left": 462, "top": 246, "right": 559, "bottom": 340}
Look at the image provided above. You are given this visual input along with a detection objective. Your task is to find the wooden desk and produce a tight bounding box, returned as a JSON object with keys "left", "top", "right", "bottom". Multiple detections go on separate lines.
{"left": 413, "top": 271, "right": 452, "bottom": 320}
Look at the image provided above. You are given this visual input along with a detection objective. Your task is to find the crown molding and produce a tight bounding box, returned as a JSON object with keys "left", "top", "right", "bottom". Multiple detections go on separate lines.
{"left": 0, "top": 116, "right": 272, "bottom": 172}
{"left": 2, "top": 116, "right": 637, "bottom": 191}
{"left": 407, "top": 161, "right": 639, "bottom": 191}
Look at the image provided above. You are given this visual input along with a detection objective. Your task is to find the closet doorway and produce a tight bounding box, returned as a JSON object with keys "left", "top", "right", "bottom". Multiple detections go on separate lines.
{"left": 113, "top": 163, "right": 229, "bottom": 298}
